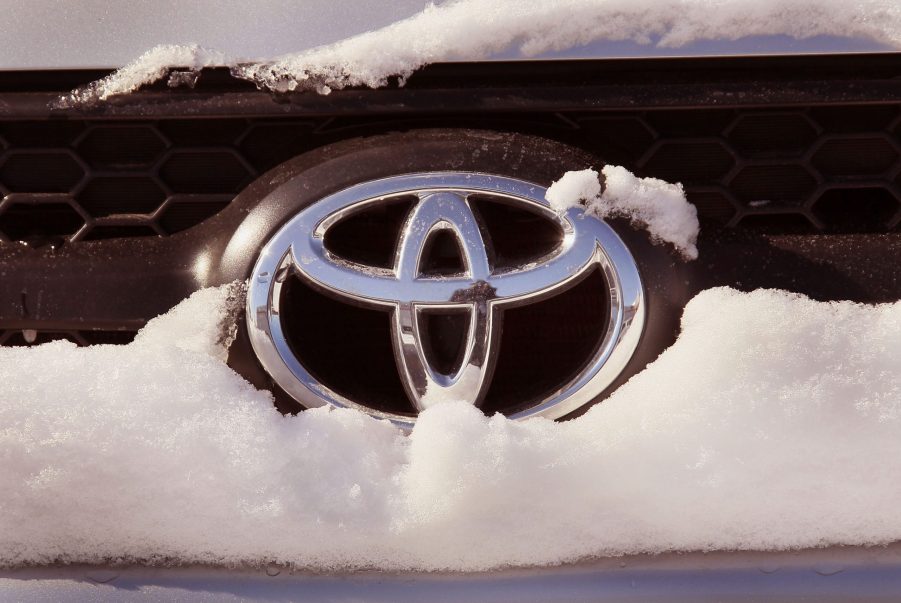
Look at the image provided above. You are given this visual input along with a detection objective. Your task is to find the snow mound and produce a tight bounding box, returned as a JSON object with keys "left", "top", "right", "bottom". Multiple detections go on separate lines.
{"left": 547, "top": 166, "right": 699, "bottom": 259}
{"left": 55, "top": 44, "right": 229, "bottom": 108}
{"left": 59, "top": 0, "right": 901, "bottom": 103}
{"left": 2, "top": 285, "right": 901, "bottom": 571}
{"left": 238, "top": 0, "right": 901, "bottom": 93}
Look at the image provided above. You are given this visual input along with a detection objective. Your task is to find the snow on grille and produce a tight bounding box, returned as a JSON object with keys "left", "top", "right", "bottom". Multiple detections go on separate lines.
{"left": 546, "top": 166, "right": 699, "bottom": 259}
{"left": 58, "top": 0, "right": 901, "bottom": 105}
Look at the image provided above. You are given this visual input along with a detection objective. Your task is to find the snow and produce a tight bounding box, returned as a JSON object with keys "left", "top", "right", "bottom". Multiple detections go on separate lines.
{"left": 237, "top": 0, "right": 901, "bottom": 93}
{"left": 58, "top": 0, "right": 901, "bottom": 104}
{"left": 2, "top": 284, "right": 901, "bottom": 571}
{"left": 546, "top": 167, "right": 699, "bottom": 259}
{"left": 545, "top": 169, "right": 602, "bottom": 211}
{"left": 56, "top": 45, "right": 228, "bottom": 108}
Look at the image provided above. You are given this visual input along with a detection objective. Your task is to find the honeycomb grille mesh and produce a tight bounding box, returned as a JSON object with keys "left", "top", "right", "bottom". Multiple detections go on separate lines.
{"left": 578, "top": 104, "right": 901, "bottom": 233}
{"left": 0, "top": 118, "right": 317, "bottom": 244}
{"left": 1, "top": 106, "right": 900, "bottom": 244}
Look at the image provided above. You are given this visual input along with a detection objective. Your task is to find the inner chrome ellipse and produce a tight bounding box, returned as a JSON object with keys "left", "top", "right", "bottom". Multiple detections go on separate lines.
{"left": 246, "top": 172, "right": 645, "bottom": 429}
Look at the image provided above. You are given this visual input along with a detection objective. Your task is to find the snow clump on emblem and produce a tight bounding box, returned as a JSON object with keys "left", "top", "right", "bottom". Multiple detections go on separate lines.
{"left": 546, "top": 166, "right": 699, "bottom": 260}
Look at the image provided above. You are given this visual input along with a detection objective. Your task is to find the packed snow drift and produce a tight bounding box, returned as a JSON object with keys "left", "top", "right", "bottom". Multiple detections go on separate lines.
{"left": 2, "top": 283, "right": 901, "bottom": 571}
{"left": 57, "top": 0, "right": 901, "bottom": 105}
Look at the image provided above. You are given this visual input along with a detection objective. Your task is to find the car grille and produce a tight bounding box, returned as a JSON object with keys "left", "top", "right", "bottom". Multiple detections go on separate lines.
{"left": 4, "top": 44, "right": 901, "bottom": 356}
{"left": 0, "top": 119, "right": 271, "bottom": 243}
{"left": 0, "top": 105, "right": 899, "bottom": 245}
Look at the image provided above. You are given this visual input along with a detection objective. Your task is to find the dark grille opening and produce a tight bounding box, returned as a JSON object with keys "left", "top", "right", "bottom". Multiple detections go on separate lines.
{"left": 734, "top": 213, "right": 817, "bottom": 234}
{"left": 157, "top": 119, "right": 248, "bottom": 145}
{"left": 813, "top": 188, "right": 900, "bottom": 232}
{"left": 645, "top": 109, "right": 735, "bottom": 136}
{"left": 158, "top": 152, "right": 252, "bottom": 194}
{"left": 640, "top": 142, "right": 734, "bottom": 184}
{"left": 814, "top": 105, "right": 898, "bottom": 132}
{"left": 481, "top": 268, "right": 607, "bottom": 416}
{"left": 0, "top": 329, "right": 137, "bottom": 346}
{"left": 727, "top": 113, "right": 817, "bottom": 157}
{"left": 0, "top": 202, "right": 84, "bottom": 240}
{"left": 685, "top": 190, "right": 737, "bottom": 224}
{"left": 77, "top": 126, "right": 167, "bottom": 169}
{"left": 0, "top": 152, "right": 84, "bottom": 192}
{"left": 811, "top": 138, "right": 898, "bottom": 176}
{"left": 77, "top": 177, "right": 166, "bottom": 216}
{"left": 578, "top": 117, "right": 655, "bottom": 163}
{"left": 158, "top": 199, "right": 233, "bottom": 235}
{"left": 79, "top": 330, "right": 139, "bottom": 345}
{"left": 280, "top": 275, "right": 413, "bottom": 416}
{"left": 469, "top": 196, "right": 562, "bottom": 268}
{"left": 0, "top": 330, "right": 79, "bottom": 346}
{"left": 81, "top": 225, "right": 159, "bottom": 240}
{"left": 731, "top": 165, "right": 817, "bottom": 206}
{"left": 0, "top": 121, "right": 85, "bottom": 146}
{"left": 323, "top": 196, "right": 416, "bottom": 269}
{"left": 240, "top": 122, "right": 318, "bottom": 172}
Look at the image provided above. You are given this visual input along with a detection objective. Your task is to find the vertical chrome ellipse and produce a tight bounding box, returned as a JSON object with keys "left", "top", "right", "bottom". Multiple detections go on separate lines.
{"left": 389, "top": 191, "right": 500, "bottom": 410}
